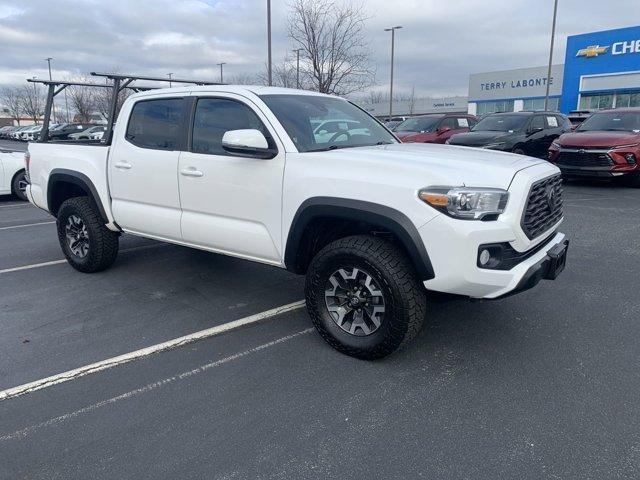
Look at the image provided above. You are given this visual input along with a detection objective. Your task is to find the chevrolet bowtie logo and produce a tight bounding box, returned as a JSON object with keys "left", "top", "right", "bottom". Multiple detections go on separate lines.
{"left": 576, "top": 45, "right": 609, "bottom": 57}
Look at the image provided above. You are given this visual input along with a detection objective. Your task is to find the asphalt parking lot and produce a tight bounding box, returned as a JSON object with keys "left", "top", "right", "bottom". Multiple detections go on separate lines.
{"left": 0, "top": 178, "right": 639, "bottom": 479}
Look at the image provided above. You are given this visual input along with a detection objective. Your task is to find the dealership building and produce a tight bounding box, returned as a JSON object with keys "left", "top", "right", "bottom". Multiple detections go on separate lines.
{"left": 468, "top": 25, "right": 640, "bottom": 115}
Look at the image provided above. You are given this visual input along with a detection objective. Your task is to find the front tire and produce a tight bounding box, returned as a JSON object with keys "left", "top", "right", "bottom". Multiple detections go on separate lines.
{"left": 11, "top": 170, "right": 28, "bottom": 201}
{"left": 56, "top": 197, "right": 119, "bottom": 273}
{"left": 305, "top": 235, "right": 426, "bottom": 360}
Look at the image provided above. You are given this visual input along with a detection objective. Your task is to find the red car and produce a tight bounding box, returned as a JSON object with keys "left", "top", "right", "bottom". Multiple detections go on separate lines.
{"left": 548, "top": 108, "right": 640, "bottom": 186}
{"left": 393, "top": 114, "right": 477, "bottom": 144}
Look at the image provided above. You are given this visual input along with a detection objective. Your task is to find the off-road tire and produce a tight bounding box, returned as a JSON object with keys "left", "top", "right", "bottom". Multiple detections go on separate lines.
{"left": 305, "top": 235, "right": 426, "bottom": 360}
{"left": 11, "top": 170, "right": 28, "bottom": 201}
{"left": 56, "top": 196, "right": 119, "bottom": 273}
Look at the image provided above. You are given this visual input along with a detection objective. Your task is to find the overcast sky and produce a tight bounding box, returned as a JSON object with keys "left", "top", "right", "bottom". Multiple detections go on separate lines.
{"left": 0, "top": 0, "right": 637, "bottom": 98}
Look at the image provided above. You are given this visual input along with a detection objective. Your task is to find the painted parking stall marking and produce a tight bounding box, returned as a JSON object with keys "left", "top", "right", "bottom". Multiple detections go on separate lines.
{"left": 0, "top": 300, "right": 306, "bottom": 403}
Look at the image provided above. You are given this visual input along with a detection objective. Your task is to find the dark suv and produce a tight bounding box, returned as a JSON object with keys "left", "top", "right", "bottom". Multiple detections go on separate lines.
{"left": 447, "top": 111, "right": 572, "bottom": 158}
{"left": 48, "top": 123, "right": 96, "bottom": 140}
{"left": 394, "top": 114, "right": 477, "bottom": 144}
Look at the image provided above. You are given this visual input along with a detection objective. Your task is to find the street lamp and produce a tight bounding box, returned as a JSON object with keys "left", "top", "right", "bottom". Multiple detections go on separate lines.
{"left": 544, "top": 0, "right": 559, "bottom": 111}
{"left": 384, "top": 26, "right": 402, "bottom": 121}
{"left": 292, "top": 48, "right": 303, "bottom": 89}
{"left": 267, "top": 0, "right": 272, "bottom": 86}
{"left": 217, "top": 62, "right": 226, "bottom": 83}
{"left": 167, "top": 72, "right": 173, "bottom": 88}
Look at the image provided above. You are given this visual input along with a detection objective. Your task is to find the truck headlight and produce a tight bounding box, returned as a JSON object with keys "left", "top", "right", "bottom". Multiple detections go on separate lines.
{"left": 419, "top": 187, "right": 509, "bottom": 220}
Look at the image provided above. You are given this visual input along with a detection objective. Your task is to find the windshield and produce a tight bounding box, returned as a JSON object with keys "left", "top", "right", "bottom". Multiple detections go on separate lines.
{"left": 260, "top": 94, "right": 397, "bottom": 152}
{"left": 472, "top": 115, "right": 528, "bottom": 132}
{"left": 394, "top": 116, "right": 441, "bottom": 133}
{"left": 578, "top": 111, "right": 640, "bottom": 132}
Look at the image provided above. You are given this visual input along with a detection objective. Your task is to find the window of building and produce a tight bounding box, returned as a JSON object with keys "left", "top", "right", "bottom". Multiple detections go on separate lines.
{"left": 579, "top": 93, "right": 614, "bottom": 110}
{"left": 192, "top": 98, "right": 269, "bottom": 155}
{"left": 615, "top": 91, "right": 640, "bottom": 108}
{"left": 125, "top": 98, "right": 184, "bottom": 150}
{"left": 522, "top": 97, "right": 559, "bottom": 111}
{"left": 476, "top": 100, "right": 515, "bottom": 116}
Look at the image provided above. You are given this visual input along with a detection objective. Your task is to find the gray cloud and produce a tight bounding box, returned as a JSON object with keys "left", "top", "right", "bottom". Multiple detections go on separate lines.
{"left": 0, "top": 0, "right": 637, "bottom": 97}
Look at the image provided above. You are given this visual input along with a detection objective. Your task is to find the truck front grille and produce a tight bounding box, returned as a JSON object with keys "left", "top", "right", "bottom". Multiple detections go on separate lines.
{"left": 521, "top": 174, "right": 564, "bottom": 240}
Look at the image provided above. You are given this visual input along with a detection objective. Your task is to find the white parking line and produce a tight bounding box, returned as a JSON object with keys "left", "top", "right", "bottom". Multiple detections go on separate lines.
{"left": 0, "top": 203, "right": 32, "bottom": 209}
{"left": 0, "top": 300, "right": 306, "bottom": 404}
{"left": 0, "top": 221, "right": 55, "bottom": 231}
{"left": 0, "top": 327, "right": 313, "bottom": 441}
{"left": 0, "top": 243, "right": 167, "bottom": 275}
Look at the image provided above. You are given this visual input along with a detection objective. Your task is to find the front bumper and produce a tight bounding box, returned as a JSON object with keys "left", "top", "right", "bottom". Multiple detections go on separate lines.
{"left": 419, "top": 162, "right": 567, "bottom": 299}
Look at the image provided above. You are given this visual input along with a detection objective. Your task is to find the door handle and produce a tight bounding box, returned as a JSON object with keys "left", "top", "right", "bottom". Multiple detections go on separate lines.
{"left": 180, "top": 167, "right": 204, "bottom": 178}
{"left": 114, "top": 161, "right": 132, "bottom": 170}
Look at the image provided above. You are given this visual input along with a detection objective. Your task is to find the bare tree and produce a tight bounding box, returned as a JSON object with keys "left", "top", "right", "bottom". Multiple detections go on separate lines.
{"left": 227, "top": 73, "right": 258, "bottom": 85}
{"left": 67, "top": 80, "right": 95, "bottom": 123}
{"left": 20, "top": 83, "right": 44, "bottom": 123}
{"left": 93, "top": 82, "right": 131, "bottom": 123}
{"left": 257, "top": 58, "right": 299, "bottom": 88}
{"left": 288, "top": 0, "right": 375, "bottom": 95}
{"left": 0, "top": 86, "right": 24, "bottom": 125}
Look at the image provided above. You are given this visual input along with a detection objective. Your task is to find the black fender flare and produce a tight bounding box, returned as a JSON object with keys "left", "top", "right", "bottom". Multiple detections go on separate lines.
{"left": 284, "top": 197, "right": 435, "bottom": 281}
{"left": 48, "top": 168, "right": 109, "bottom": 223}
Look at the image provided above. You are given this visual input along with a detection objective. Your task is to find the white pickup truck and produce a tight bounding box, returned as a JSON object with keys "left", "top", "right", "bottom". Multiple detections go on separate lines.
{"left": 26, "top": 85, "right": 568, "bottom": 359}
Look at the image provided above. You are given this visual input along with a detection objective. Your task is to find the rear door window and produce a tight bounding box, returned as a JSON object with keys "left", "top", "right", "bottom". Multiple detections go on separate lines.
{"left": 126, "top": 98, "right": 185, "bottom": 150}
{"left": 530, "top": 116, "right": 545, "bottom": 131}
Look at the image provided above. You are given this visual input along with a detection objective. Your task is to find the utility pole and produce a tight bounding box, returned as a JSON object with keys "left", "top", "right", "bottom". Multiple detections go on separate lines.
{"left": 217, "top": 62, "right": 226, "bottom": 83}
{"left": 45, "top": 58, "right": 56, "bottom": 122}
{"left": 384, "top": 26, "right": 402, "bottom": 121}
{"left": 544, "top": 0, "right": 559, "bottom": 111}
{"left": 167, "top": 72, "right": 173, "bottom": 88}
{"left": 267, "top": 0, "right": 272, "bottom": 86}
{"left": 293, "top": 49, "right": 303, "bottom": 89}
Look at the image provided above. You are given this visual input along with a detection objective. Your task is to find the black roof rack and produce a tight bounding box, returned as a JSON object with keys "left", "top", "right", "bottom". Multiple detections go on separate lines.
{"left": 30, "top": 71, "right": 223, "bottom": 144}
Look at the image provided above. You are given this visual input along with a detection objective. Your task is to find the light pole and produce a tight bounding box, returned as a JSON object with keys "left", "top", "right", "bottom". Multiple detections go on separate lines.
{"left": 167, "top": 72, "right": 173, "bottom": 88}
{"left": 384, "top": 26, "right": 402, "bottom": 121}
{"left": 217, "top": 62, "right": 226, "bottom": 83}
{"left": 293, "top": 48, "right": 303, "bottom": 89}
{"left": 544, "top": 0, "right": 559, "bottom": 111}
{"left": 267, "top": 0, "right": 272, "bottom": 86}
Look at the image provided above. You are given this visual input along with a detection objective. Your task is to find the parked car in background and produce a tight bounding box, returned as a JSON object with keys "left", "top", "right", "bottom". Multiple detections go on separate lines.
{"left": 69, "top": 125, "right": 107, "bottom": 140}
{"left": 0, "top": 150, "right": 28, "bottom": 200}
{"left": 10, "top": 126, "right": 32, "bottom": 140}
{"left": 313, "top": 119, "right": 370, "bottom": 143}
{"left": 447, "top": 111, "right": 572, "bottom": 158}
{"left": 24, "top": 125, "right": 43, "bottom": 142}
{"left": 48, "top": 123, "right": 95, "bottom": 140}
{"left": 548, "top": 107, "right": 640, "bottom": 186}
{"left": 384, "top": 120, "right": 402, "bottom": 130}
{"left": 394, "top": 114, "right": 477, "bottom": 144}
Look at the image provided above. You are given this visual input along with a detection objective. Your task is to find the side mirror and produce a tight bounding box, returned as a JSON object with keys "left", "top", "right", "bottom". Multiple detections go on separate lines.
{"left": 436, "top": 126, "right": 451, "bottom": 135}
{"left": 222, "top": 129, "right": 277, "bottom": 159}
{"left": 528, "top": 127, "right": 543, "bottom": 135}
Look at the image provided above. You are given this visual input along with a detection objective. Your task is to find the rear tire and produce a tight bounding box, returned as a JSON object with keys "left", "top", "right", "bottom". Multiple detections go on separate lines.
{"left": 305, "top": 235, "right": 426, "bottom": 360}
{"left": 11, "top": 170, "right": 28, "bottom": 201}
{"left": 56, "top": 197, "right": 119, "bottom": 273}
{"left": 512, "top": 147, "right": 525, "bottom": 156}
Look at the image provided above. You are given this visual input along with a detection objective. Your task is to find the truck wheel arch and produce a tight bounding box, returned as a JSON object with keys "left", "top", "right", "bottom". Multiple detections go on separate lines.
{"left": 284, "top": 197, "right": 435, "bottom": 281}
{"left": 47, "top": 169, "right": 109, "bottom": 223}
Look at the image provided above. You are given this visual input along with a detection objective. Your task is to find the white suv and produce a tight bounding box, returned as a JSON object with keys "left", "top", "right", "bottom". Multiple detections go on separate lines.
{"left": 26, "top": 86, "right": 568, "bottom": 359}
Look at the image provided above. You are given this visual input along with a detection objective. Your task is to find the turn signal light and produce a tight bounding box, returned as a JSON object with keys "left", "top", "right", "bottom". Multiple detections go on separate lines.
{"left": 418, "top": 192, "right": 448, "bottom": 206}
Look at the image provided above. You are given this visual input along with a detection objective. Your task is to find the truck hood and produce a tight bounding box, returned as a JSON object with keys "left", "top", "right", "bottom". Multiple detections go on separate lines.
{"left": 310, "top": 143, "right": 547, "bottom": 189}
{"left": 557, "top": 130, "right": 640, "bottom": 148}
{"left": 447, "top": 131, "right": 514, "bottom": 146}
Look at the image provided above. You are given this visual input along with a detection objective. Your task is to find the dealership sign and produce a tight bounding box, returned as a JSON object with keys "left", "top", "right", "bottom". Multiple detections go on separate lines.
{"left": 576, "top": 40, "right": 640, "bottom": 58}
